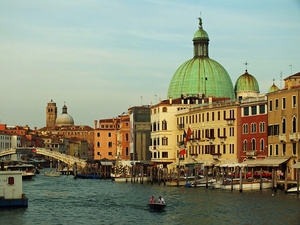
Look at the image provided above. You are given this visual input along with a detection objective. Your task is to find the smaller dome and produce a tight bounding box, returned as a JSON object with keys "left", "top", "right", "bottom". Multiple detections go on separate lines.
{"left": 268, "top": 83, "right": 279, "bottom": 93}
{"left": 55, "top": 105, "right": 74, "bottom": 126}
{"left": 234, "top": 70, "right": 259, "bottom": 92}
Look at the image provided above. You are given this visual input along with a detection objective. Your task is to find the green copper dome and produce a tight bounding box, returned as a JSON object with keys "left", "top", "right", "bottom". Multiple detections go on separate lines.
{"left": 167, "top": 18, "right": 234, "bottom": 99}
{"left": 268, "top": 83, "right": 279, "bottom": 93}
{"left": 234, "top": 70, "right": 259, "bottom": 92}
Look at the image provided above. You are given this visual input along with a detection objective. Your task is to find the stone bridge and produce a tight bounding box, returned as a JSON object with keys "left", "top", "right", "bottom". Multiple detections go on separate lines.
{"left": 0, "top": 147, "right": 87, "bottom": 169}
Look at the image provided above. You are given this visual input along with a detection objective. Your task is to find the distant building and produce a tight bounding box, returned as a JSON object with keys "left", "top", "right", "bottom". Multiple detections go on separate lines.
{"left": 130, "top": 106, "right": 151, "bottom": 162}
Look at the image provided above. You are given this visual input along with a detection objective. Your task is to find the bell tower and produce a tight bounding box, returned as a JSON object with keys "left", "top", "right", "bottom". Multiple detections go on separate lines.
{"left": 46, "top": 99, "right": 57, "bottom": 127}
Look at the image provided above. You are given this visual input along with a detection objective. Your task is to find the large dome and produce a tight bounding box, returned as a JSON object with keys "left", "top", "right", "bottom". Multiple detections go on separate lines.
{"left": 167, "top": 18, "right": 234, "bottom": 99}
{"left": 234, "top": 70, "right": 259, "bottom": 92}
{"left": 55, "top": 105, "right": 74, "bottom": 126}
{"left": 168, "top": 57, "right": 235, "bottom": 99}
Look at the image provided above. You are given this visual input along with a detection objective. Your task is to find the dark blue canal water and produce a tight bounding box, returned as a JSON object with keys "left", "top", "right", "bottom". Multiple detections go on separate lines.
{"left": 0, "top": 170, "right": 299, "bottom": 225}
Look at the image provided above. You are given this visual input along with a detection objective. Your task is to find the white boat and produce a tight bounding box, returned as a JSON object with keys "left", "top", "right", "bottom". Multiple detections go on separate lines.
{"left": 286, "top": 186, "right": 300, "bottom": 194}
{"left": 220, "top": 178, "right": 272, "bottom": 190}
{"left": 6, "top": 164, "right": 35, "bottom": 180}
{"left": 45, "top": 170, "right": 60, "bottom": 177}
{"left": 185, "top": 178, "right": 216, "bottom": 187}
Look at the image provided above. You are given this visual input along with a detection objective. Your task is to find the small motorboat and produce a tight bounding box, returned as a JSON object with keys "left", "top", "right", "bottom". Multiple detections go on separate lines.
{"left": 286, "top": 186, "right": 299, "bottom": 194}
{"left": 148, "top": 203, "right": 166, "bottom": 211}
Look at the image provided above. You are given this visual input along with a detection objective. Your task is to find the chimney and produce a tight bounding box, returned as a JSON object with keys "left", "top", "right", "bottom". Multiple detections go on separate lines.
{"left": 34, "top": 127, "right": 37, "bottom": 135}
{"left": 169, "top": 96, "right": 172, "bottom": 105}
{"left": 94, "top": 120, "right": 97, "bottom": 129}
{"left": 209, "top": 95, "right": 213, "bottom": 104}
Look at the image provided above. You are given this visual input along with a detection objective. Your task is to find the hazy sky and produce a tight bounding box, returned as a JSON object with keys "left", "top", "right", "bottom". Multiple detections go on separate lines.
{"left": 1, "top": 0, "right": 299, "bottom": 129}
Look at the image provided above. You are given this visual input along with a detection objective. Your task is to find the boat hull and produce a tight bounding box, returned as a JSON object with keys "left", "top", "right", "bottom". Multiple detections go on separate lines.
{"left": 148, "top": 203, "right": 166, "bottom": 211}
{"left": 0, "top": 197, "right": 28, "bottom": 207}
{"left": 286, "top": 187, "right": 300, "bottom": 193}
{"left": 45, "top": 171, "right": 61, "bottom": 177}
{"left": 75, "top": 174, "right": 100, "bottom": 179}
{"left": 221, "top": 182, "right": 272, "bottom": 190}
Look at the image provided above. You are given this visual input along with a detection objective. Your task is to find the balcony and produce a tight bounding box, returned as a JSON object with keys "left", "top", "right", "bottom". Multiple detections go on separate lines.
{"left": 245, "top": 150, "right": 257, "bottom": 156}
{"left": 208, "top": 137, "right": 215, "bottom": 144}
{"left": 225, "top": 117, "right": 235, "bottom": 126}
{"left": 211, "top": 152, "right": 222, "bottom": 159}
{"left": 177, "top": 124, "right": 185, "bottom": 130}
{"left": 219, "top": 136, "right": 227, "bottom": 143}
{"left": 279, "top": 133, "right": 287, "bottom": 142}
{"left": 289, "top": 133, "right": 298, "bottom": 141}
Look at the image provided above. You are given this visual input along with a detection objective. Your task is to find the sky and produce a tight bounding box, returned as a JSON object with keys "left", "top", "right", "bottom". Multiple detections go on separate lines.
{"left": 0, "top": 0, "right": 299, "bottom": 129}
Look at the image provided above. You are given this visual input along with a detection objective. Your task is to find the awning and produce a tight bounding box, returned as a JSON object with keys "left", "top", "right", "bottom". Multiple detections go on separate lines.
{"left": 100, "top": 162, "right": 113, "bottom": 166}
{"left": 196, "top": 159, "right": 217, "bottom": 167}
{"left": 215, "top": 159, "right": 238, "bottom": 167}
{"left": 291, "top": 162, "right": 300, "bottom": 169}
{"left": 242, "top": 157, "right": 290, "bottom": 167}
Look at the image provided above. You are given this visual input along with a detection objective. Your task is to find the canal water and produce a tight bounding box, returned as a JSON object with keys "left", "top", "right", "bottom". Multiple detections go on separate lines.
{"left": 1, "top": 170, "right": 299, "bottom": 225}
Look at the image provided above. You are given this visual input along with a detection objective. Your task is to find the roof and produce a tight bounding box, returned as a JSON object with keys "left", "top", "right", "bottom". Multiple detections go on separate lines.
{"left": 283, "top": 72, "right": 300, "bottom": 81}
{"left": 242, "top": 157, "right": 290, "bottom": 167}
{"left": 234, "top": 70, "right": 259, "bottom": 92}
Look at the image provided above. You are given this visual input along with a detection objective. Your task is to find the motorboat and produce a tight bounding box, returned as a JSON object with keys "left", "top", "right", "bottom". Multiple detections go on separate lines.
{"left": 184, "top": 178, "right": 216, "bottom": 187}
{"left": 220, "top": 178, "right": 272, "bottom": 190}
{"left": 286, "top": 186, "right": 299, "bottom": 194}
{"left": 148, "top": 203, "right": 166, "bottom": 211}
{"left": 6, "top": 164, "right": 35, "bottom": 180}
{"left": 45, "top": 170, "right": 61, "bottom": 177}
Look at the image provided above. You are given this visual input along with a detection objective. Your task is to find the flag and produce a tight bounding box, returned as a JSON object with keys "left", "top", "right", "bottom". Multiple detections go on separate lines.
{"left": 180, "top": 149, "right": 186, "bottom": 155}
{"left": 185, "top": 127, "right": 193, "bottom": 145}
{"left": 183, "top": 130, "right": 187, "bottom": 139}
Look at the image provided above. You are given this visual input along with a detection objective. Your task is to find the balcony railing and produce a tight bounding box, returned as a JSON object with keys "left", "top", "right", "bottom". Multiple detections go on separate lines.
{"left": 279, "top": 133, "right": 287, "bottom": 142}
{"left": 245, "top": 150, "right": 257, "bottom": 156}
{"left": 211, "top": 152, "right": 222, "bottom": 159}
{"left": 225, "top": 117, "right": 235, "bottom": 126}
{"left": 177, "top": 124, "right": 185, "bottom": 130}
{"left": 289, "top": 133, "right": 298, "bottom": 141}
{"left": 219, "top": 136, "right": 227, "bottom": 143}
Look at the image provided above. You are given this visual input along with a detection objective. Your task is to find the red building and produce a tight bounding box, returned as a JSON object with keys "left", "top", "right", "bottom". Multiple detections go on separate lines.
{"left": 239, "top": 96, "right": 268, "bottom": 162}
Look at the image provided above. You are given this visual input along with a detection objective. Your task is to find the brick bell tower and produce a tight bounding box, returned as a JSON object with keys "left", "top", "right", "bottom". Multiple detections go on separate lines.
{"left": 46, "top": 99, "right": 57, "bottom": 127}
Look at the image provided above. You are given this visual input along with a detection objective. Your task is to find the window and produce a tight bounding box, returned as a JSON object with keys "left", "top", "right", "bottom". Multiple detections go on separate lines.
{"left": 293, "top": 117, "right": 297, "bottom": 133}
{"left": 259, "top": 122, "right": 265, "bottom": 133}
{"left": 162, "top": 107, "right": 167, "bottom": 112}
{"left": 108, "top": 132, "right": 111, "bottom": 137}
{"left": 97, "top": 132, "right": 100, "bottom": 137}
{"left": 269, "top": 100, "right": 273, "bottom": 112}
{"left": 153, "top": 122, "right": 156, "bottom": 131}
{"left": 259, "top": 105, "right": 265, "bottom": 114}
{"left": 269, "top": 145, "right": 273, "bottom": 156}
{"left": 223, "top": 145, "right": 226, "bottom": 154}
{"left": 260, "top": 139, "right": 264, "bottom": 151}
{"left": 125, "top": 147, "right": 129, "bottom": 156}
{"left": 243, "top": 140, "right": 247, "bottom": 152}
{"left": 275, "top": 144, "right": 279, "bottom": 155}
{"left": 97, "top": 152, "right": 100, "bottom": 156}
{"left": 207, "top": 112, "right": 209, "bottom": 121}
{"left": 251, "top": 106, "right": 257, "bottom": 115}
{"left": 108, "top": 142, "right": 112, "bottom": 147}
{"left": 251, "top": 123, "right": 257, "bottom": 133}
{"left": 293, "top": 95, "right": 296, "bottom": 108}
{"left": 283, "top": 143, "right": 286, "bottom": 156}
{"left": 162, "top": 137, "right": 168, "bottom": 145}
{"left": 274, "top": 124, "right": 279, "bottom": 135}
{"left": 162, "top": 120, "right": 167, "bottom": 130}
{"left": 218, "top": 111, "right": 220, "bottom": 120}
{"left": 97, "top": 142, "right": 100, "bottom": 147}
{"left": 162, "top": 152, "right": 168, "bottom": 158}
{"left": 108, "top": 152, "right": 112, "bottom": 156}
{"left": 282, "top": 97, "right": 286, "bottom": 110}
{"left": 275, "top": 99, "right": 279, "bottom": 110}
{"left": 251, "top": 139, "right": 256, "bottom": 150}
{"left": 243, "top": 124, "right": 248, "bottom": 134}
{"left": 293, "top": 143, "right": 297, "bottom": 155}
{"left": 244, "top": 107, "right": 249, "bottom": 116}
{"left": 282, "top": 118, "right": 286, "bottom": 134}
{"left": 125, "top": 133, "right": 129, "bottom": 142}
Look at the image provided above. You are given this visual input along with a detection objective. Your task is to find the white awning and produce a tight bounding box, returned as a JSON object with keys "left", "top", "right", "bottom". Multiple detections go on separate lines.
{"left": 291, "top": 162, "right": 300, "bottom": 169}
{"left": 100, "top": 162, "right": 113, "bottom": 166}
{"left": 242, "top": 157, "right": 290, "bottom": 167}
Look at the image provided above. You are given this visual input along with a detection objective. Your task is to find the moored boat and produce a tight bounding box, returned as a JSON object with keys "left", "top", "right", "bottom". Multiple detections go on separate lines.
{"left": 6, "top": 164, "right": 35, "bottom": 180}
{"left": 75, "top": 174, "right": 100, "bottom": 179}
{"left": 0, "top": 171, "right": 28, "bottom": 207}
{"left": 220, "top": 178, "right": 272, "bottom": 190}
{"left": 286, "top": 186, "right": 300, "bottom": 194}
{"left": 45, "top": 170, "right": 61, "bottom": 177}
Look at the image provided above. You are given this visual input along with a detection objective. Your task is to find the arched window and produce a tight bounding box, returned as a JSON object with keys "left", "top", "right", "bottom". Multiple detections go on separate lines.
{"left": 251, "top": 139, "right": 256, "bottom": 150}
{"left": 153, "top": 122, "right": 156, "bottom": 131}
{"left": 282, "top": 118, "right": 286, "bottom": 134}
{"left": 97, "top": 142, "right": 100, "bottom": 147}
{"left": 243, "top": 140, "right": 247, "bottom": 152}
{"left": 162, "top": 107, "right": 167, "bottom": 112}
{"left": 97, "top": 132, "right": 100, "bottom": 137}
{"left": 125, "top": 147, "right": 129, "bottom": 156}
{"left": 260, "top": 139, "right": 264, "bottom": 151}
{"left": 162, "top": 120, "right": 167, "bottom": 130}
{"left": 293, "top": 117, "right": 297, "bottom": 133}
{"left": 125, "top": 133, "right": 129, "bottom": 142}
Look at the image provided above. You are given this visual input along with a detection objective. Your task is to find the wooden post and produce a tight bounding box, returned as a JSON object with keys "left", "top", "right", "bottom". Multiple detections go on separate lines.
{"left": 221, "top": 167, "right": 224, "bottom": 183}
{"left": 239, "top": 167, "right": 243, "bottom": 192}
{"left": 142, "top": 166, "right": 144, "bottom": 184}
{"left": 150, "top": 167, "right": 153, "bottom": 184}
{"left": 271, "top": 168, "right": 274, "bottom": 190}
{"left": 260, "top": 168, "right": 263, "bottom": 190}
{"left": 235, "top": 167, "right": 237, "bottom": 178}
{"left": 297, "top": 168, "right": 300, "bottom": 196}
{"left": 274, "top": 168, "right": 277, "bottom": 192}
{"left": 74, "top": 162, "right": 77, "bottom": 178}
{"left": 285, "top": 168, "right": 288, "bottom": 192}
{"left": 177, "top": 167, "right": 180, "bottom": 186}
{"left": 205, "top": 167, "right": 208, "bottom": 189}
{"left": 244, "top": 167, "right": 247, "bottom": 180}
{"left": 251, "top": 168, "right": 254, "bottom": 178}
{"left": 231, "top": 167, "right": 234, "bottom": 191}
